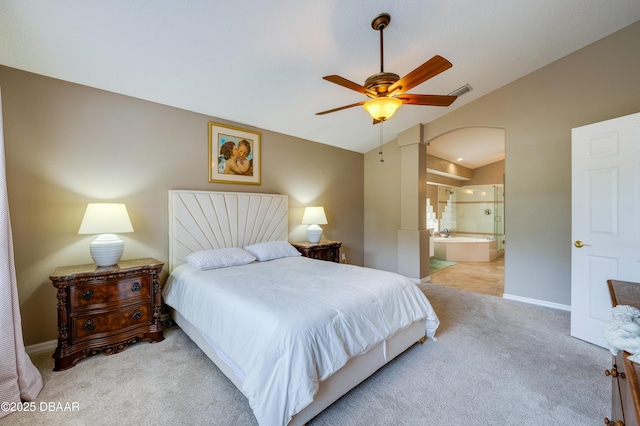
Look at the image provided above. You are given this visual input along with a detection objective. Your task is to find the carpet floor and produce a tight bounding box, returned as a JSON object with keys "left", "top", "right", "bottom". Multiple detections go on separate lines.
{"left": 2, "top": 283, "right": 611, "bottom": 426}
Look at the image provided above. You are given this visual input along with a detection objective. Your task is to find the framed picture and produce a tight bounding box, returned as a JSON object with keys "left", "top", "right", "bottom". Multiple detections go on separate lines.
{"left": 208, "top": 122, "right": 261, "bottom": 185}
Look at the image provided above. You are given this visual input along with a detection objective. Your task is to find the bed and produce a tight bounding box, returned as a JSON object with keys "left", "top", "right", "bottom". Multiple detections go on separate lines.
{"left": 163, "top": 190, "right": 439, "bottom": 425}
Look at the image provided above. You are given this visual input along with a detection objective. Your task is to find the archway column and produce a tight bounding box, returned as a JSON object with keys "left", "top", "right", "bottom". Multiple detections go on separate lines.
{"left": 397, "top": 124, "right": 430, "bottom": 282}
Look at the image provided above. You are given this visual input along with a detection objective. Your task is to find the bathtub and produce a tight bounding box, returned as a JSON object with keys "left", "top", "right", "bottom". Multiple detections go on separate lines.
{"left": 433, "top": 236, "right": 498, "bottom": 262}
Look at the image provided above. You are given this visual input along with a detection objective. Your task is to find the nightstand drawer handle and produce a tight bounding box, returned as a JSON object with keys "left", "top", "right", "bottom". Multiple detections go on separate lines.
{"left": 82, "top": 319, "right": 96, "bottom": 331}
{"left": 131, "top": 282, "right": 141, "bottom": 292}
{"left": 81, "top": 289, "right": 94, "bottom": 301}
{"left": 132, "top": 309, "right": 143, "bottom": 320}
{"left": 605, "top": 368, "right": 625, "bottom": 379}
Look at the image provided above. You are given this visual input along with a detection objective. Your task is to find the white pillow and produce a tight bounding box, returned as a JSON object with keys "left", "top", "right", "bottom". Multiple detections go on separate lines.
{"left": 185, "top": 248, "right": 256, "bottom": 270}
{"left": 244, "top": 241, "right": 301, "bottom": 262}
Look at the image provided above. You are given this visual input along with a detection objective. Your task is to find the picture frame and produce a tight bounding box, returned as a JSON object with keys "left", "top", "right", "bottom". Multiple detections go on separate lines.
{"left": 208, "top": 122, "right": 261, "bottom": 185}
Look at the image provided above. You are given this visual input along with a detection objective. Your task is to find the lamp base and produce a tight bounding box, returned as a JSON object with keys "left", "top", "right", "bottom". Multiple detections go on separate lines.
{"left": 306, "top": 225, "right": 323, "bottom": 244}
{"left": 89, "top": 234, "right": 124, "bottom": 267}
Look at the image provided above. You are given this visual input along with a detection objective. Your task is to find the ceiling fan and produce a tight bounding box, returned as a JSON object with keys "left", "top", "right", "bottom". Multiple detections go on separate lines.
{"left": 316, "top": 13, "right": 457, "bottom": 123}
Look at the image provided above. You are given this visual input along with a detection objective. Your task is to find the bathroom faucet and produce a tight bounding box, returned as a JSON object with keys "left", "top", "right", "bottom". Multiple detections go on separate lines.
{"left": 441, "top": 228, "right": 450, "bottom": 237}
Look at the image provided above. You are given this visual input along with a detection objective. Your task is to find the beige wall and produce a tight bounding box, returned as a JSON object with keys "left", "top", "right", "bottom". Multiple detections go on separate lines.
{"left": 0, "top": 66, "right": 364, "bottom": 346}
{"left": 426, "top": 185, "right": 438, "bottom": 207}
{"left": 365, "top": 21, "right": 640, "bottom": 306}
{"left": 364, "top": 139, "right": 401, "bottom": 272}
{"left": 465, "top": 160, "right": 504, "bottom": 187}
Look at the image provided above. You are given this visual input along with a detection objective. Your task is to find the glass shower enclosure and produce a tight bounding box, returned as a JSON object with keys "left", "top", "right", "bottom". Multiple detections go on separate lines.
{"left": 428, "top": 185, "right": 505, "bottom": 251}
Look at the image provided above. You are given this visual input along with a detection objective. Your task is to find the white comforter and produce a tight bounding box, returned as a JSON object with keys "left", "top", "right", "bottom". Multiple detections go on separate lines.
{"left": 163, "top": 256, "right": 439, "bottom": 426}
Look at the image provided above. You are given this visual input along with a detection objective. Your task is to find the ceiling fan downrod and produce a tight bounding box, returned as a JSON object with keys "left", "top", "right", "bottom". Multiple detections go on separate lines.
{"left": 371, "top": 13, "right": 391, "bottom": 73}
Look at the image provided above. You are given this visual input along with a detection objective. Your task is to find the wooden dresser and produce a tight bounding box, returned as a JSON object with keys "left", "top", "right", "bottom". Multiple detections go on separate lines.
{"left": 50, "top": 258, "right": 164, "bottom": 371}
{"left": 291, "top": 240, "right": 341, "bottom": 263}
{"left": 606, "top": 279, "right": 640, "bottom": 425}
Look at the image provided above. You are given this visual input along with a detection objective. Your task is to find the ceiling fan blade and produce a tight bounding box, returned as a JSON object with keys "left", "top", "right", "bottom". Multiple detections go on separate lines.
{"left": 398, "top": 94, "right": 457, "bottom": 107}
{"left": 316, "top": 100, "right": 366, "bottom": 115}
{"left": 388, "top": 55, "right": 453, "bottom": 95}
{"left": 323, "top": 75, "right": 376, "bottom": 97}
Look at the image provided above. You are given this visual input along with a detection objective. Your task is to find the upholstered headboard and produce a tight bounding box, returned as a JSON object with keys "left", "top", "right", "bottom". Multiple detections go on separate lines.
{"left": 168, "top": 190, "right": 288, "bottom": 270}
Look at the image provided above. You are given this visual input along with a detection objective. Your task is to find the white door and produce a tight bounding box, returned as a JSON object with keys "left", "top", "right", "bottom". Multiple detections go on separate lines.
{"left": 571, "top": 112, "right": 640, "bottom": 348}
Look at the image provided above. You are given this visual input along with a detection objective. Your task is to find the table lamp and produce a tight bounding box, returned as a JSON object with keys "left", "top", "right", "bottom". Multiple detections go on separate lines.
{"left": 78, "top": 203, "right": 134, "bottom": 266}
{"left": 301, "top": 206, "right": 327, "bottom": 244}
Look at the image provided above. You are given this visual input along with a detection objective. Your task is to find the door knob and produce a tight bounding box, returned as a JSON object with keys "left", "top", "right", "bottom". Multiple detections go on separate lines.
{"left": 574, "top": 240, "right": 590, "bottom": 248}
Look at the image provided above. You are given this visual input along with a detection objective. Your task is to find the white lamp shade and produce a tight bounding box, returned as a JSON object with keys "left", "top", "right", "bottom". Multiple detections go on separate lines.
{"left": 78, "top": 203, "right": 134, "bottom": 234}
{"left": 301, "top": 207, "right": 328, "bottom": 225}
{"left": 302, "top": 207, "right": 327, "bottom": 244}
{"left": 78, "top": 203, "right": 133, "bottom": 266}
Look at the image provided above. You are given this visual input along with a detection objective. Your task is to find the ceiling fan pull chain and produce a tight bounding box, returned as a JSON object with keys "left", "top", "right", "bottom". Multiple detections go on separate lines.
{"left": 379, "top": 121, "right": 384, "bottom": 163}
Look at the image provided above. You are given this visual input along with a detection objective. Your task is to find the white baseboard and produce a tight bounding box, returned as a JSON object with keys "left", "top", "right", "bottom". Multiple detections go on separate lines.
{"left": 26, "top": 339, "right": 57, "bottom": 355}
{"left": 503, "top": 293, "right": 570, "bottom": 311}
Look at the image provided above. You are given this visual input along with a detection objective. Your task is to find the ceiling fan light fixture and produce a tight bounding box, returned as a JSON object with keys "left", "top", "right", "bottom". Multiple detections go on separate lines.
{"left": 363, "top": 97, "right": 402, "bottom": 121}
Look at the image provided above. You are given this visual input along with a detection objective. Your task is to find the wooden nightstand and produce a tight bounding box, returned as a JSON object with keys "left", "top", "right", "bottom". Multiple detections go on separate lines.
{"left": 50, "top": 258, "right": 164, "bottom": 371}
{"left": 291, "top": 240, "right": 342, "bottom": 263}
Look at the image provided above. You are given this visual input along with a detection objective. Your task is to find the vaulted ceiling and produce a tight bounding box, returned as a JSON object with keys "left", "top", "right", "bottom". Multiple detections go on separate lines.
{"left": 1, "top": 1, "right": 639, "bottom": 158}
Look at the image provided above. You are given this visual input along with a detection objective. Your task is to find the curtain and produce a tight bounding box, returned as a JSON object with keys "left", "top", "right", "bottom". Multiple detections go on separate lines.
{"left": 0, "top": 86, "right": 43, "bottom": 419}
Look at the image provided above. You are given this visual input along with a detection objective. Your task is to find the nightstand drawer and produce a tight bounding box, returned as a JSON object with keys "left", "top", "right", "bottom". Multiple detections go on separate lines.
{"left": 291, "top": 240, "right": 342, "bottom": 263}
{"left": 313, "top": 247, "right": 339, "bottom": 261}
{"left": 72, "top": 303, "right": 151, "bottom": 342}
{"left": 71, "top": 276, "right": 150, "bottom": 310}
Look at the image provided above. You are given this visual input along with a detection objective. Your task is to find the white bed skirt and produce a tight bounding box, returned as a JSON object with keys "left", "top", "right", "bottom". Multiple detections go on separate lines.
{"left": 171, "top": 309, "right": 426, "bottom": 425}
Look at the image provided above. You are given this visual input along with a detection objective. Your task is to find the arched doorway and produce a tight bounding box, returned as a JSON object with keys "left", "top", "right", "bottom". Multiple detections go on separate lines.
{"left": 426, "top": 127, "right": 505, "bottom": 296}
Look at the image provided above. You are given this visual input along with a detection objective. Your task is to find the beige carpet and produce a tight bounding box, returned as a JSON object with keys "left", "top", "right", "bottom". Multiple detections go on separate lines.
{"left": 2, "top": 283, "right": 610, "bottom": 425}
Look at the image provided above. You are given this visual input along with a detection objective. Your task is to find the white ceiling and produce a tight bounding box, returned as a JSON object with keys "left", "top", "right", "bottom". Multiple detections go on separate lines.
{"left": 1, "top": 1, "right": 639, "bottom": 162}
{"left": 428, "top": 127, "right": 505, "bottom": 169}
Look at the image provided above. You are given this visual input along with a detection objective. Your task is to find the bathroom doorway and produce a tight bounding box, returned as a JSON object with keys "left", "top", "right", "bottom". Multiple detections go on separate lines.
{"left": 426, "top": 127, "right": 505, "bottom": 296}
